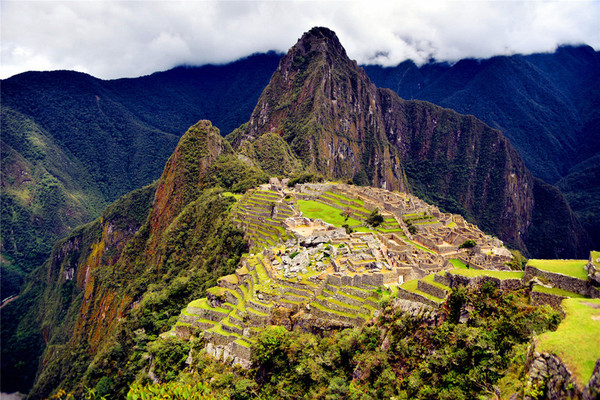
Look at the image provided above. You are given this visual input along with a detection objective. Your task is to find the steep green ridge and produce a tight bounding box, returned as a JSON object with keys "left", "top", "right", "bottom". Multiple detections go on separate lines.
{"left": 1, "top": 121, "right": 248, "bottom": 398}
{"left": 364, "top": 45, "right": 600, "bottom": 185}
{"left": 0, "top": 53, "right": 279, "bottom": 293}
{"left": 1, "top": 107, "right": 106, "bottom": 297}
{"left": 229, "top": 27, "right": 587, "bottom": 257}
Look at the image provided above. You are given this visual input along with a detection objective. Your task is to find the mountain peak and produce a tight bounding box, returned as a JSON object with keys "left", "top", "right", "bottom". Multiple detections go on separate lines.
{"left": 290, "top": 26, "right": 349, "bottom": 64}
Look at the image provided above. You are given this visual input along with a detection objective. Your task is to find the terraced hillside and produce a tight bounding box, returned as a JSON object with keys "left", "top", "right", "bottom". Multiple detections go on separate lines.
{"left": 230, "top": 189, "right": 296, "bottom": 250}
{"left": 166, "top": 181, "right": 599, "bottom": 397}
{"left": 171, "top": 249, "right": 382, "bottom": 367}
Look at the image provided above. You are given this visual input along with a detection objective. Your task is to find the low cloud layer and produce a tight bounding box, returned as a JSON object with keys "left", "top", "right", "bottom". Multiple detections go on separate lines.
{"left": 2, "top": 0, "right": 599, "bottom": 80}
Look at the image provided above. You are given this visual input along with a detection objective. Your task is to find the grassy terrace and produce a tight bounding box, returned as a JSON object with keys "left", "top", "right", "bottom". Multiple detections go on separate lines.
{"left": 422, "top": 274, "right": 450, "bottom": 291}
{"left": 448, "top": 269, "right": 524, "bottom": 280}
{"left": 400, "top": 279, "right": 444, "bottom": 302}
{"left": 537, "top": 298, "right": 600, "bottom": 386}
{"left": 528, "top": 259, "right": 588, "bottom": 280}
{"left": 297, "top": 199, "right": 366, "bottom": 228}
{"left": 532, "top": 285, "right": 585, "bottom": 299}
{"left": 188, "top": 298, "right": 231, "bottom": 315}
{"left": 449, "top": 259, "right": 468, "bottom": 269}
{"left": 310, "top": 301, "right": 362, "bottom": 319}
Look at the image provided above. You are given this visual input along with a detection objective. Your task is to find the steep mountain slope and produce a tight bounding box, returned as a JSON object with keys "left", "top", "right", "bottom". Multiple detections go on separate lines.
{"left": 364, "top": 47, "right": 600, "bottom": 249}
{"left": 364, "top": 45, "right": 600, "bottom": 184}
{"left": 1, "top": 121, "right": 249, "bottom": 397}
{"left": 230, "top": 27, "right": 588, "bottom": 257}
{"left": 1, "top": 107, "right": 105, "bottom": 298}
{"left": 0, "top": 53, "right": 279, "bottom": 292}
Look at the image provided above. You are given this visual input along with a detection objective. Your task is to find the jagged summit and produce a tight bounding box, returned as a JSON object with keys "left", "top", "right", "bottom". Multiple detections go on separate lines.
{"left": 291, "top": 26, "right": 349, "bottom": 63}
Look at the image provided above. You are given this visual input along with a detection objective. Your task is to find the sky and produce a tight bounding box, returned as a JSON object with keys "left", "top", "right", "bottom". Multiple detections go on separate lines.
{"left": 1, "top": 0, "right": 599, "bottom": 80}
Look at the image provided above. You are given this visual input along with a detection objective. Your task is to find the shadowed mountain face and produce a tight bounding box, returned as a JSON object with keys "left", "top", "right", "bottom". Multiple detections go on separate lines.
{"left": 364, "top": 47, "right": 600, "bottom": 250}
{"left": 230, "top": 27, "right": 589, "bottom": 257}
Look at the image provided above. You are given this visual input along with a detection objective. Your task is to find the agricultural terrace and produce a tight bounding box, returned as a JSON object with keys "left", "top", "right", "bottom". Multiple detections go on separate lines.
{"left": 527, "top": 259, "right": 588, "bottom": 280}
{"left": 296, "top": 199, "right": 373, "bottom": 232}
{"left": 537, "top": 298, "right": 600, "bottom": 386}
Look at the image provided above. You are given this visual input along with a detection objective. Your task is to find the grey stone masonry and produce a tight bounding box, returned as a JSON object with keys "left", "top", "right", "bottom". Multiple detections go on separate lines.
{"left": 417, "top": 280, "right": 448, "bottom": 299}
{"left": 524, "top": 266, "right": 600, "bottom": 298}
{"left": 530, "top": 291, "right": 568, "bottom": 314}
{"left": 396, "top": 287, "right": 441, "bottom": 309}
{"left": 526, "top": 352, "right": 581, "bottom": 400}
{"left": 584, "top": 358, "right": 600, "bottom": 400}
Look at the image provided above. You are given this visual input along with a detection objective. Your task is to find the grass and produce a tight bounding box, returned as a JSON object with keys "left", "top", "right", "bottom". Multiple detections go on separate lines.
{"left": 423, "top": 274, "right": 450, "bottom": 290}
{"left": 297, "top": 199, "right": 364, "bottom": 227}
{"left": 222, "top": 192, "right": 242, "bottom": 200}
{"left": 591, "top": 251, "right": 600, "bottom": 267}
{"left": 400, "top": 279, "right": 444, "bottom": 302}
{"left": 448, "top": 269, "right": 524, "bottom": 280}
{"left": 532, "top": 285, "right": 585, "bottom": 299}
{"left": 449, "top": 259, "right": 468, "bottom": 269}
{"left": 528, "top": 259, "right": 588, "bottom": 280}
{"left": 537, "top": 298, "right": 600, "bottom": 386}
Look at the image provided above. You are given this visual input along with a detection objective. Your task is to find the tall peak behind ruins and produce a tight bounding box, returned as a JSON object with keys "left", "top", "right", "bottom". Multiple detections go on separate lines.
{"left": 227, "top": 27, "right": 589, "bottom": 257}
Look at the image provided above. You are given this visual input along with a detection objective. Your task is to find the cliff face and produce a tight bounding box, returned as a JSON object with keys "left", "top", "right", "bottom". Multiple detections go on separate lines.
{"left": 230, "top": 27, "right": 406, "bottom": 191}
{"left": 231, "top": 27, "right": 578, "bottom": 255}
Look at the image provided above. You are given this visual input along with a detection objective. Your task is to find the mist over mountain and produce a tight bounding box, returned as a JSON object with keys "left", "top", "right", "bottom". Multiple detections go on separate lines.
{"left": 1, "top": 26, "right": 597, "bottom": 400}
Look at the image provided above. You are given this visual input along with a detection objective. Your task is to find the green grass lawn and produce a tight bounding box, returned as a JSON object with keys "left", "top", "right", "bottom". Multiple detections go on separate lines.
{"left": 400, "top": 279, "right": 444, "bottom": 302}
{"left": 528, "top": 259, "right": 588, "bottom": 280}
{"left": 449, "top": 259, "right": 468, "bottom": 269}
{"left": 297, "top": 199, "right": 364, "bottom": 227}
{"left": 537, "top": 298, "right": 600, "bottom": 386}
{"left": 448, "top": 269, "right": 524, "bottom": 280}
{"left": 532, "top": 285, "right": 585, "bottom": 299}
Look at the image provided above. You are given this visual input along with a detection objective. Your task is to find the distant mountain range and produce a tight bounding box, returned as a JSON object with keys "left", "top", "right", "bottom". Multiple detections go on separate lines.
{"left": 1, "top": 41, "right": 598, "bottom": 300}
{"left": 1, "top": 26, "right": 597, "bottom": 398}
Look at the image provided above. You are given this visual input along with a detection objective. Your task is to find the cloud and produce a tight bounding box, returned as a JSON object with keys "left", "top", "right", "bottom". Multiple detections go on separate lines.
{"left": 1, "top": 0, "right": 599, "bottom": 79}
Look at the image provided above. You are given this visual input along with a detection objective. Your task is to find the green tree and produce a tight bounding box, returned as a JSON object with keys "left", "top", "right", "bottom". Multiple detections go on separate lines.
{"left": 459, "top": 239, "right": 477, "bottom": 268}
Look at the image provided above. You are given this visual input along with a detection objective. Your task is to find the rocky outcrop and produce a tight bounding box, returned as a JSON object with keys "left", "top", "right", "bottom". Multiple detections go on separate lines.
{"left": 525, "top": 352, "right": 581, "bottom": 400}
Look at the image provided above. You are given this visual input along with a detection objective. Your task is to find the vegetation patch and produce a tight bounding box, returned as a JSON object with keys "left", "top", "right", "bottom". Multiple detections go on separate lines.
{"left": 532, "top": 285, "right": 585, "bottom": 298}
{"left": 537, "top": 298, "right": 600, "bottom": 385}
{"left": 449, "top": 269, "right": 524, "bottom": 280}
{"left": 528, "top": 259, "right": 589, "bottom": 280}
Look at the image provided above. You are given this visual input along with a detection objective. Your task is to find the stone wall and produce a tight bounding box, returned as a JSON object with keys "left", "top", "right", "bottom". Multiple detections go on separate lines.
{"left": 583, "top": 358, "right": 600, "bottom": 400}
{"left": 445, "top": 272, "right": 523, "bottom": 291}
{"left": 526, "top": 351, "right": 581, "bottom": 400}
{"left": 396, "top": 287, "right": 441, "bottom": 309}
{"left": 524, "top": 266, "right": 600, "bottom": 298}
{"left": 417, "top": 280, "right": 448, "bottom": 299}
{"left": 530, "top": 291, "right": 567, "bottom": 314}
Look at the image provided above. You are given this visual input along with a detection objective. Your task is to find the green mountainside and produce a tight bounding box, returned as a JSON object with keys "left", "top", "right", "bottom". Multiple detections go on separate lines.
{"left": 0, "top": 53, "right": 280, "bottom": 296}
{"left": 364, "top": 46, "right": 600, "bottom": 249}
{"left": 3, "top": 117, "right": 596, "bottom": 399}
{"left": 1, "top": 107, "right": 106, "bottom": 297}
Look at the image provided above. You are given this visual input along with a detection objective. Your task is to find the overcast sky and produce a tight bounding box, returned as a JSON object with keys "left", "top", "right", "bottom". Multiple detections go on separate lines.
{"left": 1, "top": 0, "right": 599, "bottom": 80}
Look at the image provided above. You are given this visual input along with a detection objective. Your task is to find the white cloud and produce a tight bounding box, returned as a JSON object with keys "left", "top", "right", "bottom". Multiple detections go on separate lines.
{"left": 1, "top": 0, "right": 598, "bottom": 79}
